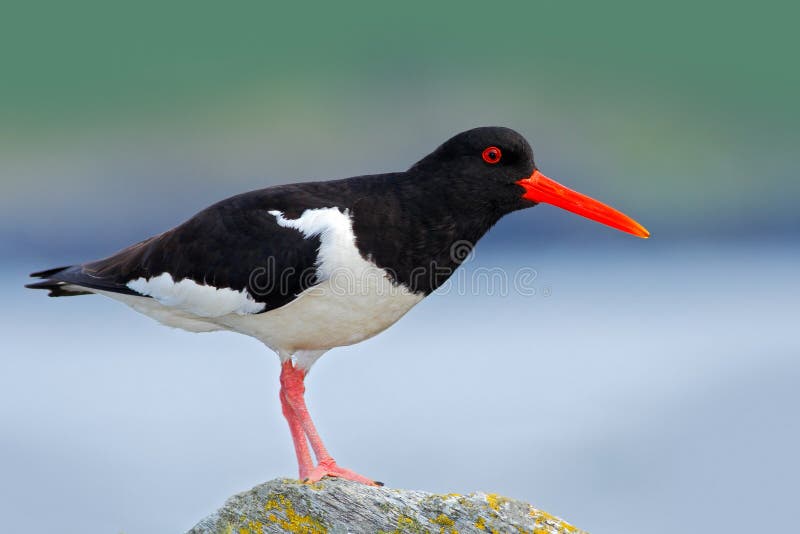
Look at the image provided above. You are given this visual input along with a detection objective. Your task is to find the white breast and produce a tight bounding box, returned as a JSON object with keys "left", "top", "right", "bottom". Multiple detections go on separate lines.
{"left": 223, "top": 207, "right": 424, "bottom": 354}
{"left": 87, "top": 207, "right": 424, "bottom": 364}
{"left": 221, "top": 271, "right": 423, "bottom": 355}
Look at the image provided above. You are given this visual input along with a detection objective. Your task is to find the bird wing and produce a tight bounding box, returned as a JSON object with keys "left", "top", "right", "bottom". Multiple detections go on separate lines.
{"left": 27, "top": 186, "right": 329, "bottom": 314}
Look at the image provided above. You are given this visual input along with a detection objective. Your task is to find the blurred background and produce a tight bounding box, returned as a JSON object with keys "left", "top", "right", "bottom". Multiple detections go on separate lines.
{"left": 1, "top": 2, "right": 798, "bottom": 533}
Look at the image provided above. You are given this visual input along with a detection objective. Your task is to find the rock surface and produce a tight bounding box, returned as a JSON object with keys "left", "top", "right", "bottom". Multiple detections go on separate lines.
{"left": 187, "top": 478, "right": 585, "bottom": 534}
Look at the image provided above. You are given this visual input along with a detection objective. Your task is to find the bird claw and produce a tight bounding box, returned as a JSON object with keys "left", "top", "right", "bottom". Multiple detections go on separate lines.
{"left": 303, "top": 459, "right": 380, "bottom": 486}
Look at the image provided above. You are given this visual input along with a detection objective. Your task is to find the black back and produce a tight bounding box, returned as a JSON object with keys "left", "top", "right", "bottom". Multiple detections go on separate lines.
{"left": 28, "top": 127, "right": 538, "bottom": 308}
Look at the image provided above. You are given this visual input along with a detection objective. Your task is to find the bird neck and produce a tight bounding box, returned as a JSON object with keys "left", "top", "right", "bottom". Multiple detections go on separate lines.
{"left": 350, "top": 173, "right": 506, "bottom": 294}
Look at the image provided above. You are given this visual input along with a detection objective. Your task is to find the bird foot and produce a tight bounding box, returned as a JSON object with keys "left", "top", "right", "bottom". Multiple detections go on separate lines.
{"left": 303, "top": 459, "right": 382, "bottom": 486}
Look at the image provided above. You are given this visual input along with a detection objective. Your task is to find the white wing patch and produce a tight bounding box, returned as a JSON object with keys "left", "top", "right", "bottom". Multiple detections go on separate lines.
{"left": 126, "top": 272, "right": 265, "bottom": 317}
{"left": 269, "top": 207, "right": 366, "bottom": 282}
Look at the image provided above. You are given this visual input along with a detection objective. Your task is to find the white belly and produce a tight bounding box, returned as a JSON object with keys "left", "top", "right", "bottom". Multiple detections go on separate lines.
{"left": 84, "top": 206, "right": 425, "bottom": 361}
{"left": 219, "top": 269, "right": 423, "bottom": 353}
{"left": 89, "top": 268, "right": 422, "bottom": 356}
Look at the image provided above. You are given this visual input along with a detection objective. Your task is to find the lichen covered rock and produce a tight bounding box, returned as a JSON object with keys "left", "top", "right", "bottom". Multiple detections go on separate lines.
{"left": 187, "top": 478, "right": 585, "bottom": 534}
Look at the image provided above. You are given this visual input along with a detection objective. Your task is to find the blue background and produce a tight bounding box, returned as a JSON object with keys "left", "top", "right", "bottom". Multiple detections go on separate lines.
{"left": 1, "top": 2, "right": 798, "bottom": 533}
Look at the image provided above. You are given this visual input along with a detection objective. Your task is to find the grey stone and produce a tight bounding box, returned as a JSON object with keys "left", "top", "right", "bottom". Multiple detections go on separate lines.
{"left": 187, "top": 478, "right": 585, "bottom": 534}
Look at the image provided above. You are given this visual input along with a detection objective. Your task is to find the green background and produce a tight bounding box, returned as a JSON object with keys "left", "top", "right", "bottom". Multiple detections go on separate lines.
{"left": 2, "top": 3, "right": 799, "bottom": 534}
{"left": 2, "top": 1, "right": 798, "bottom": 256}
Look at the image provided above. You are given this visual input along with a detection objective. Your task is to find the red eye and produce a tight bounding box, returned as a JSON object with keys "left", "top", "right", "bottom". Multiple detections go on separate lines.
{"left": 482, "top": 146, "right": 502, "bottom": 164}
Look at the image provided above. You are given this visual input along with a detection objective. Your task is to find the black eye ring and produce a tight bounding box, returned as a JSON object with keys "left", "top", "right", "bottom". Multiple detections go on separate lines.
{"left": 482, "top": 146, "right": 502, "bottom": 164}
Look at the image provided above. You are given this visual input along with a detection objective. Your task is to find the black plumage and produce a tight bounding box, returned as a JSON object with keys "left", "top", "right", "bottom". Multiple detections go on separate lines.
{"left": 25, "top": 125, "right": 649, "bottom": 486}
{"left": 27, "top": 127, "right": 537, "bottom": 305}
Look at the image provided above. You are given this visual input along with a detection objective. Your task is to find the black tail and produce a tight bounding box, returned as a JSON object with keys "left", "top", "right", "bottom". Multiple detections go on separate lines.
{"left": 26, "top": 266, "right": 93, "bottom": 297}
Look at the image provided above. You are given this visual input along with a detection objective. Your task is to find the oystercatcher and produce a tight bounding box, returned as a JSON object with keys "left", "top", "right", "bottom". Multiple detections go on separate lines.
{"left": 27, "top": 126, "right": 649, "bottom": 485}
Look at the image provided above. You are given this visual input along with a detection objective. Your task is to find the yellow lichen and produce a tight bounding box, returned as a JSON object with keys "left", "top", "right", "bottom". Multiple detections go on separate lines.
{"left": 485, "top": 493, "right": 508, "bottom": 512}
{"left": 304, "top": 480, "right": 326, "bottom": 491}
{"left": 381, "top": 514, "right": 426, "bottom": 533}
{"left": 398, "top": 516, "right": 415, "bottom": 526}
{"left": 432, "top": 513, "right": 458, "bottom": 534}
{"left": 243, "top": 520, "right": 263, "bottom": 534}
{"left": 475, "top": 516, "right": 487, "bottom": 531}
{"left": 238, "top": 516, "right": 261, "bottom": 534}
{"left": 263, "top": 494, "right": 327, "bottom": 533}
{"left": 529, "top": 507, "right": 580, "bottom": 533}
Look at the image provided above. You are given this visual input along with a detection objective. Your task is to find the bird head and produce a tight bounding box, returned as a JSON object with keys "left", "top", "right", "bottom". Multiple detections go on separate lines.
{"left": 410, "top": 126, "right": 649, "bottom": 238}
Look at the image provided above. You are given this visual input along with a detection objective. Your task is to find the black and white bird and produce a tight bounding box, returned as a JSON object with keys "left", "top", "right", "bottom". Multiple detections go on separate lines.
{"left": 27, "top": 126, "right": 649, "bottom": 485}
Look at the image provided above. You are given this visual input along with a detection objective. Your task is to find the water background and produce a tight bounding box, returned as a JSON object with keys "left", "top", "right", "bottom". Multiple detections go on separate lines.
{"left": 3, "top": 239, "right": 798, "bottom": 533}
{"left": 2, "top": 3, "right": 798, "bottom": 532}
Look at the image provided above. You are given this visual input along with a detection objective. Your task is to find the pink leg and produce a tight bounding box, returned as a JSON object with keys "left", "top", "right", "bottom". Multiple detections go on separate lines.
{"left": 279, "top": 388, "right": 314, "bottom": 480}
{"left": 279, "top": 360, "right": 379, "bottom": 486}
